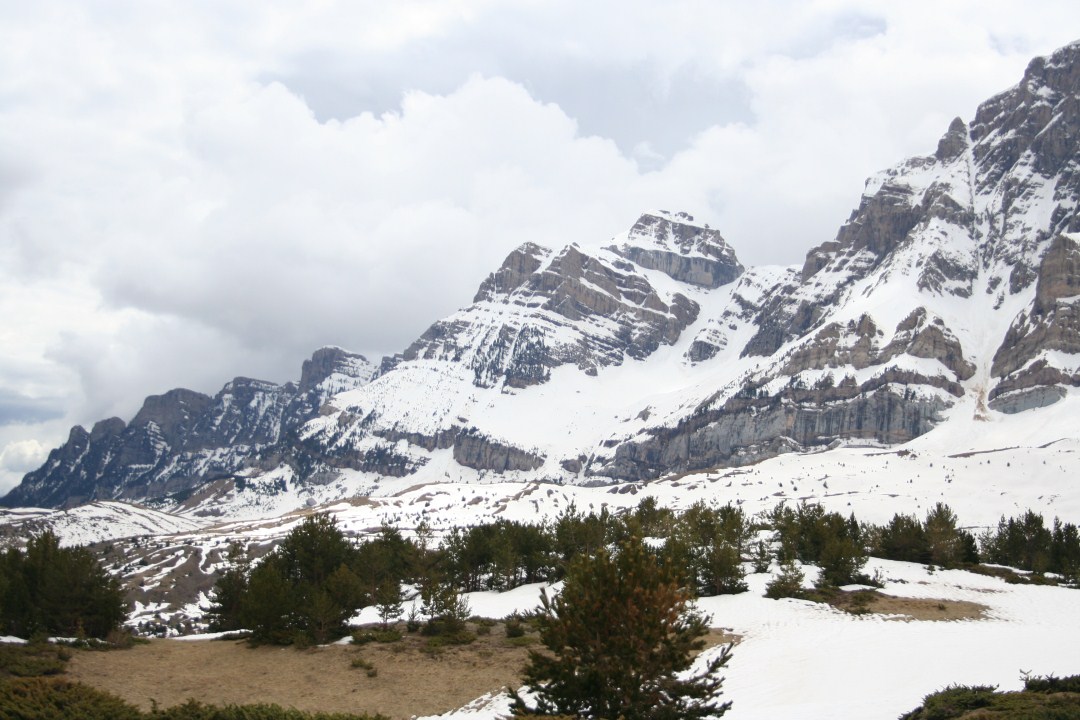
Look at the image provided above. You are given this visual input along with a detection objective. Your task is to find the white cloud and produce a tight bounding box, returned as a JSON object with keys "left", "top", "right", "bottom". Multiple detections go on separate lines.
{"left": 0, "top": 439, "right": 48, "bottom": 472}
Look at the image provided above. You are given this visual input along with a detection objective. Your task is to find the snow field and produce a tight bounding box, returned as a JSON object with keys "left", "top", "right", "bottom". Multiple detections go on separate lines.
{"left": 410, "top": 558, "right": 1080, "bottom": 720}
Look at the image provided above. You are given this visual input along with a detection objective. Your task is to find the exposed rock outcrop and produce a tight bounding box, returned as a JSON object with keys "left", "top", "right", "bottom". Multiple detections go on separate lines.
{"left": 452, "top": 430, "right": 545, "bottom": 473}
{"left": 592, "top": 388, "right": 948, "bottom": 482}
{"left": 991, "top": 235, "right": 1080, "bottom": 401}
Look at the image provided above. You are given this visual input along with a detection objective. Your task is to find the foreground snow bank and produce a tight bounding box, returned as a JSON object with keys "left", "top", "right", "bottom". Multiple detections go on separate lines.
{"left": 419, "top": 558, "right": 1080, "bottom": 720}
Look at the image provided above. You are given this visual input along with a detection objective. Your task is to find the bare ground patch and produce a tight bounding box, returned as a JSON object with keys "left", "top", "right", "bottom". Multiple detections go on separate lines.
{"left": 66, "top": 623, "right": 735, "bottom": 719}
{"left": 821, "top": 589, "right": 988, "bottom": 621}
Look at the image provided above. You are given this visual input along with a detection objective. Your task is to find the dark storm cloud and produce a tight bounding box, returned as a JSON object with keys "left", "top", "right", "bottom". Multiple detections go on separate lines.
{"left": 0, "top": 389, "right": 64, "bottom": 426}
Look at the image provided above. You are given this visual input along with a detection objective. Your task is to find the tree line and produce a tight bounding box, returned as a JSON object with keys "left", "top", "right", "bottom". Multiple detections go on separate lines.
{"left": 208, "top": 498, "right": 1080, "bottom": 645}
{"left": 3, "top": 493, "right": 1072, "bottom": 644}
{"left": 0, "top": 531, "right": 127, "bottom": 639}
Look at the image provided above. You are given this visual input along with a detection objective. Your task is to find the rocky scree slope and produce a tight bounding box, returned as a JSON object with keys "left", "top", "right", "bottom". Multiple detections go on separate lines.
{"left": 5, "top": 42, "right": 1080, "bottom": 512}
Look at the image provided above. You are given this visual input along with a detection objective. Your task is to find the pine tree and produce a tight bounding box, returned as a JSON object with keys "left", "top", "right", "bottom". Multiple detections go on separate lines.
{"left": 513, "top": 534, "right": 731, "bottom": 719}
{"left": 207, "top": 542, "right": 249, "bottom": 632}
{"left": 421, "top": 574, "right": 470, "bottom": 636}
{"left": 215, "top": 513, "right": 367, "bottom": 645}
{"left": 765, "top": 561, "right": 806, "bottom": 599}
{"left": 924, "top": 503, "right": 963, "bottom": 568}
{"left": 700, "top": 542, "right": 748, "bottom": 596}
{"left": 877, "top": 513, "right": 930, "bottom": 564}
{"left": 374, "top": 579, "right": 404, "bottom": 629}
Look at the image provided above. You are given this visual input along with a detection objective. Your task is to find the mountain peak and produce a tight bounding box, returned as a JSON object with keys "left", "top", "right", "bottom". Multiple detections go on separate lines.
{"left": 298, "top": 346, "right": 374, "bottom": 393}
{"left": 626, "top": 210, "right": 730, "bottom": 257}
{"left": 472, "top": 242, "right": 552, "bottom": 303}
{"left": 1028, "top": 39, "right": 1080, "bottom": 93}
{"left": 935, "top": 116, "right": 970, "bottom": 161}
{"left": 610, "top": 211, "right": 744, "bottom": 288}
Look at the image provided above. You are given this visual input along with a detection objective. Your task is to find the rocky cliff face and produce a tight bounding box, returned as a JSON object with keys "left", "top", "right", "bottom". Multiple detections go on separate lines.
{"left": 990, "top": 233, "right": 1080, "bottom": 411}
{"left": 6, "top": 43, "right": 1080, "bottom": 511}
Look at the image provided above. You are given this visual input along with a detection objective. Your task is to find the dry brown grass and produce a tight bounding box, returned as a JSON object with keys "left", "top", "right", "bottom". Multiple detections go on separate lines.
{"left": 65, "top": 622, "right": 736, "bottom": 720}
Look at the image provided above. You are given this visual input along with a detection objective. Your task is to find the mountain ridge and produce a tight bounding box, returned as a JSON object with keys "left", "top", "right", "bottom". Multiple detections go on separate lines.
{"left": 5, "top": 41, "right": 1080, "bottom": 514}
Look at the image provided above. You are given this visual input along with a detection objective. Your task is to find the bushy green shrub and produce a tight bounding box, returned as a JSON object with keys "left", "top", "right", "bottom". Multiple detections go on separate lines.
{"left": 504, "top": 614, "right": 526, "bottom": 638}
{"left": 154, "top": 703, "right": 388, "bottom": 719}
{"left": 351, "top": 627, "right": 402, "bottom": 644}
{"left": 350, "top": 655, "right": 378, "bottom": 677}
{"left": 0, "top": 642, "right": 70, "bottom": 678}
{"left": 0, "top": 678, "right": 143, "bottom": 719}
{"left": 1024, "top": 674, "right": 1080, "bottom": 694}
{"left": 764, "top": 562, "right": 805, "bottom": 600}
{"left": 0, "top": 678, "right": 390, "bottom": 720}
{"left": 372, "top": 628, "right": 402, "bottom": 643}
{"left": 505, "top": 635, "right": 535, "bottom": 647}
{"left": 424, "top": 630, "right": 476, "bottom": 648}
{"left": 351, "top": 631, "right": 376, "bottom": 645}
{"left": 903, "top": 684, "right": 997, "bottom": 720}
{"left": 899, "top": 679, "right": 1080, "bottom": 720}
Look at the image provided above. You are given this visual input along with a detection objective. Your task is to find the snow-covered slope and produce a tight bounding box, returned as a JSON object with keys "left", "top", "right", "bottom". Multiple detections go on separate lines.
{"left": 407, "top": 559, "right": 1080, "bottom": 720}
{"left": 0, "top": 501, "right": 204, "bottom": 548}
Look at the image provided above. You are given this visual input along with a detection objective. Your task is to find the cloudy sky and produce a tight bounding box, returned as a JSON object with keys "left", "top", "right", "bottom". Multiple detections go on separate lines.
{"left": 1, "top": 1, "right": 1078, "bottom": 495}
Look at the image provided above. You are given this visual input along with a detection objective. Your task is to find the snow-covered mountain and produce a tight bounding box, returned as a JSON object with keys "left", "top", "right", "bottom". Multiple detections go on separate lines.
{"left": 4, "top": 42, "right": 1080, "bottom": 516}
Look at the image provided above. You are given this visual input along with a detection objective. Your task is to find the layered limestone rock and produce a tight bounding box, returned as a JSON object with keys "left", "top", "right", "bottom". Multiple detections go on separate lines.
{"left": 971, "top": 43, "right": 1080, "bottom": 292}
{"left": 779, "top": 310, "right": 974, "bottom": 387}
{"left": 404, "top": 235, "right": 702, "bottom": 389}
{"left": 990, "top": 234, "right": 1080, "bottom": 408}
{"left": 452, "top": 430, "right": 545, "bottom": 472}
{"left": 472, "top": 243, "right": 549, "bottom": 303}
{"left": 593, "top": 387, "right": 949, "bottom": 482}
